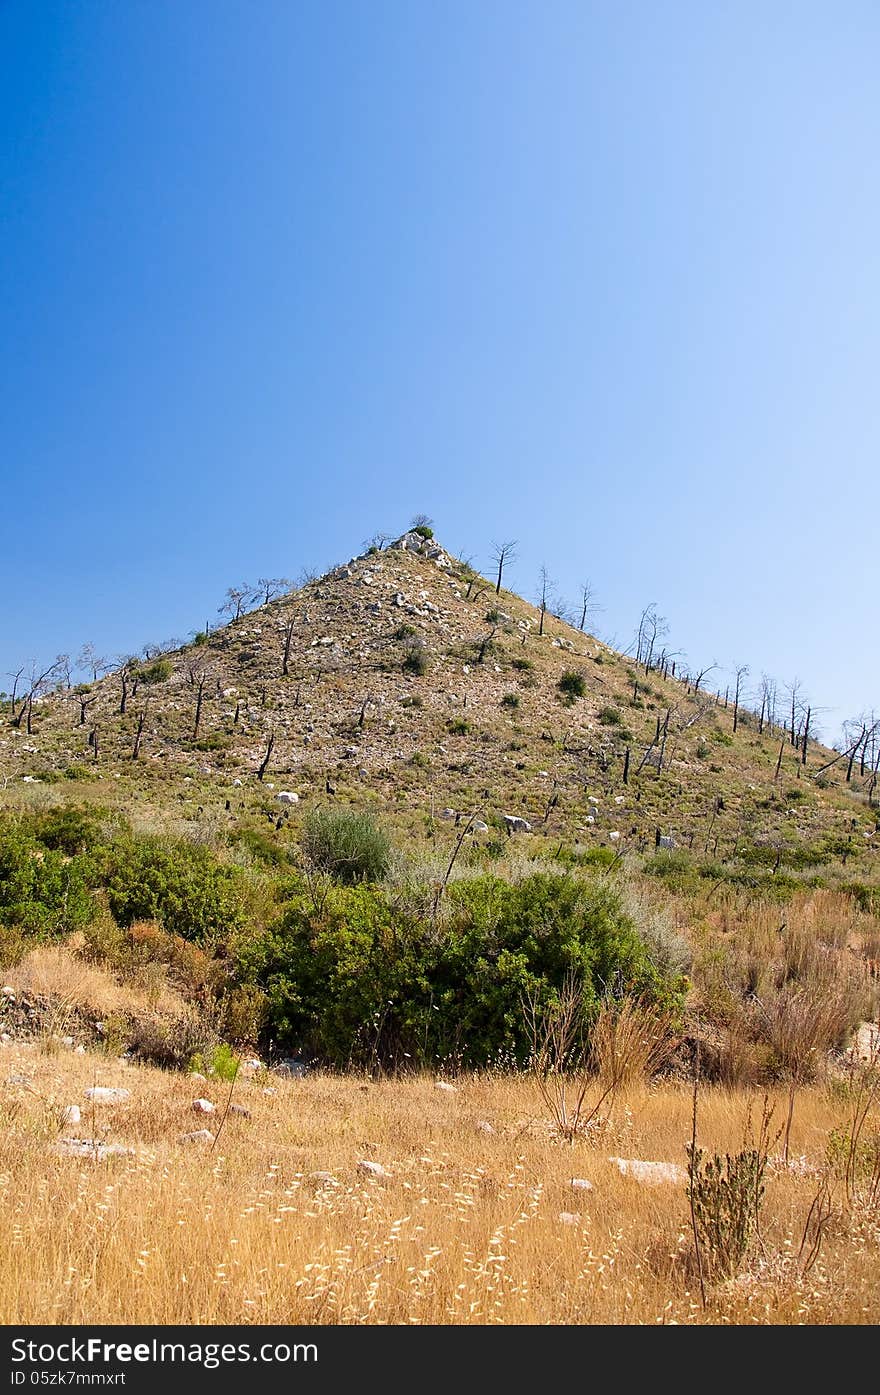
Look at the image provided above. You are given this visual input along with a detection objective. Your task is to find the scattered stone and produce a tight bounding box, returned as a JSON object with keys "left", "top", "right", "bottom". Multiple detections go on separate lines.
{"left": 189, "top": 1072, "right": 207, "bottom": 1083}
{"left": 310, "top": 1170, "right": 338, "bottom": 1186}
{"left": 440, "top": 807, "right": 456, "bottom": 820}
{"left": 178, "top": 1129, "right": 214, "bottom": 1145}
{"left": 84, "top": 1087, "right": 130, "bottom": 1104}
{"left": 503, "top": 814, "right": 532, "bottom": 834}
{"left": 435, "top": 1081, "right": 456, "bottom": 1093}
{"left": 558, "top": 1212, "right": 581, "bottom": 1225}
{"left": 228, "top": 1104, "right": 251, "bottom": 1119}
{"left": 276, "top": 791, "right": 299, "bottom": 805}
{"left": 471, "top": 820, "right": 489, "bottom": 833}
{"left": 275, "top": 1059, "right": 308, "bottom": 1078}
{"left": 609, "top": 1157, "right": 685, "bottom": 1186}
{"left": 55, "top": 1138, "right": 134, "bottom": 1160}
{"left": 570, "top": 1178, "right": 594, "bottom": 1192}
{"left": 357, "top": 1159, "right": 391, "bottom": 1180}
{"left": 850, "top": 1021, "right": 880, "bottom": 1063}
{"left": 475, "top": 1120, "right": 495, "bottom": 1135}
{"left": 191, "top": 1098, "right": 215, "bottom": 1114}
{"left": 608, "top": 831, "right": 621, "bottom": 842}
{"left": 61, "top": 1036, "right": 75, "bottom": 1048}
{"left": 61, "top": 1105, "right": 81, "bottom": 1126}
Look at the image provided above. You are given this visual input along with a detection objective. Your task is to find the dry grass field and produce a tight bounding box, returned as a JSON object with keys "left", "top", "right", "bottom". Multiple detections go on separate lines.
{"left": 1, "top": 1043, "right": 878, "bottom": 1326}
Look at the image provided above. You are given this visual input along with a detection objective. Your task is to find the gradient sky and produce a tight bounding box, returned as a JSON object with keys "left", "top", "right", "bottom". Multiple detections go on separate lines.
{"left": 1, "top": 1, "right": 877, "bottom": 742}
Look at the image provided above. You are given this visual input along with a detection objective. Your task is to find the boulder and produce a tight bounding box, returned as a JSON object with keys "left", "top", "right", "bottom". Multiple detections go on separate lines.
{"left": 357, "top": 1159, "right": 391, "bottom": 1180}
{"left": 609, "top": 1157, "right": 685, "bottom": 1186}
{"left": 84, "top": 1087, "right": 130, "bottom": 1105}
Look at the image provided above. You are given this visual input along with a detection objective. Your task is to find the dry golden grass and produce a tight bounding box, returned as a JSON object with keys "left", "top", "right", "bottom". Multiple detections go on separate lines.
{"left": 1, "top": 1045, "right": 878, "bottom": 1325}
{"left": 6, "top": 945, "right": 185, "bottom": 1020}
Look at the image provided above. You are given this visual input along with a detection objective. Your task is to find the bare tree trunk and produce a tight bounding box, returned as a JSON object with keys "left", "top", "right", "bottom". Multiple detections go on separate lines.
{"left": 774, "top": 740, "right": 785, "bottom": 782}
{"left": 193, "top": 676, "right": 206, "bottom": 739}
{"left": 257, "top": 732, "right": 275, "bottom": 782}
{"left": 132, "top": 709, "right": 146, "bottom": 759}
{"left": 282, "top": 618, "right": 294, "bottom": 677}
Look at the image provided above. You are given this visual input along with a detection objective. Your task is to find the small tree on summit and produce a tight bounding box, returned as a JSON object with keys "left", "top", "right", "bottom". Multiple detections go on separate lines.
{"left": 410, "top": 514, "right": 435, "bottom": 539}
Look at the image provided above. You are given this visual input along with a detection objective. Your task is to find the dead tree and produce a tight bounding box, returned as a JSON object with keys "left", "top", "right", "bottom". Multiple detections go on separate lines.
{"left": 7, "top": 667, "right": 24, "bottom": 716}
{"left": 536, "top": 566, "right": 554, "bottom": 637}
{"left": 491, "top": 540, "right": 517, "bottom": 595}
{"left": 476, "top": 626, "right": 497, "bottom": 663}
{"left": 578, "top": 581, "right": 598, "bottom": 633}
{"left": 77, "top": 642, "right": 109, "bottom": 683}
{"left": 801, "top": 705, "right": 812, "bottom": 765}
{"left": 732, "top": 665, "right": 749, "bottom": 734}
{"left": 76, "top": 691, "right": 99, "bottom": 726}
{"left": 256, "top": 577, "right": 291, "bottom": 607}
{"left": 12, "top": 658, "right": 65, "bottom": 734}
{"left": 785, "top": 678, "right": 803, "bottom": 747}
{"left": 219, "top": 584, "right": 253, "bottom": 623}
{"left": 282, "top": 616, "right": 296, "bottom": 677}
{"left": 257, "top": 732, "right": 275, "bottom": 782}
{"left": 132, "top": 705, "right": 148, "bottom": 760}
{"left": 692, "top": 663, "right": 717, "bottom": 697}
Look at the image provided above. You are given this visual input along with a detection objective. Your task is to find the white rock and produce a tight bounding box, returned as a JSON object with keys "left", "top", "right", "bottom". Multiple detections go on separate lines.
{"left": 310, "top": 1170, "right": 338, "bottom": 1186}
{"left": 61, "top": 1105, "right": 81, "bottom": 1126}
{"left": 609, "top": 1157, "right": 685, "bottom": 1186}
{"left": 614, "top": 795, "right": 626, "bottom": 805}
{"left": 558, "top": 1212, "right": 582, "bottom": 1225}
{"left": 55, "top": 1137, "right": 135, "bottom": 1160}
{"left": 191, "top": 1098, "right": 215, "bottom": 1114}
{"left": 475, "top": 1120, "right": 495, "bottom": 1134}
{"left": 570, "top": 1177, "right": 594, "bottom": 1191}
{"left": 276, "top": 791, "right": 299, "bottom": 805}
{"left": 178, "top": 1129, "right": 214, "bottom": 1144}
{"left": 609, "top": 831, "right": 621, "bottom": 842}
{"left": 588, "top": 796, "right": 599, "bottom": 806}
{"left": 357, "top": 1159, "right": 391, "bottom": 1180}
{"left": 84, "top": 1087, "right": 130, "bottom": 1104}
{"left": 435, "top": 1081, "right": 456, "bottom": 1093}
{"left": 189, "top": 1072, "right": 207, "bottom": 1082}
{"left": 233, "top": 778, "right": 243, "bottom": 787}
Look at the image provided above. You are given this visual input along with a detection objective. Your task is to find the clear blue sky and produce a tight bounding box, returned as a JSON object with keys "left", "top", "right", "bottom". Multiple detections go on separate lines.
{"left": 2, "top": 1, "right": 877, "bottom": 740}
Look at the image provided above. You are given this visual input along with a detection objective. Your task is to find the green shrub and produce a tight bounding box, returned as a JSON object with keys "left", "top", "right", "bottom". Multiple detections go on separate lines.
{"left": 511, "top": 657, "right": 533, "bottom": 673}
{"left": 411, "top": 524, "right": 434, "bottom": 540}
{"left": 32, "top": 805, "right": 111, "bottom": 856}
{"left": 402, "top": 644, "right": 429, "bottom": 676}
{"left": 300, "top": 809, "right": 391, "bottom": 884}
{"left": 254, "top": 871, "right": 684, "bottom": 1068}
{"left": 598, "top": 705, "right": 621, "bottom": 725}
{"left": 192, "top": 631, "right": 208, "bottom": 646}
{"left": 558, "top": 671, "right": 587, "bottom": 701}
{"left": 138, "top": 659, "right": 173, "bottom": 685}
{"left": 448, "top": 718, "right": 470, "bottom": 736}
{"left": 501, "top": 692, "right": 520, "bottom": 709}
{"left": 100, "top": 835, "right": 245, "bottom": 942}
{"left": 0, "top": 823, "right": 96, "bottom": 938}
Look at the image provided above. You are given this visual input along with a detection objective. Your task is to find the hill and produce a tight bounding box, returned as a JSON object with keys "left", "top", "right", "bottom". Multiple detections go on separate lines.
{"left": 2, "top": 527, "right": 878, "bottom": 886}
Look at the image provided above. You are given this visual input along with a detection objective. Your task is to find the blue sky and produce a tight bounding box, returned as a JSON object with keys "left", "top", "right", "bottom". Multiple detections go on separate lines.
{"left": 1, "top": 1, "right": 877, "bottom": 741}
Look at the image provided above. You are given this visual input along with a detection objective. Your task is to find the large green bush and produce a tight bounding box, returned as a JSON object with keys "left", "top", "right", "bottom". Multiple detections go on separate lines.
{"left": 300, "top": 809, "right": 391, "bottom": 884}
{"left": 0, "top": 822, "right": 96, "bottom": 937}
{"left": 251, "top": 871, "right": 685, "bottom": 1068}
{"left": 100, "top": 835, "right": 245, "bottom": 943}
